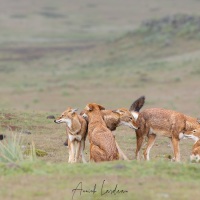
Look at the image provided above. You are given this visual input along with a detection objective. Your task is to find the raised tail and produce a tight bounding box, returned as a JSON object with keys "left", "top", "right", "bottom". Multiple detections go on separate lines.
{"left": 129, "top": 96, "right": 145, "bottom": 112}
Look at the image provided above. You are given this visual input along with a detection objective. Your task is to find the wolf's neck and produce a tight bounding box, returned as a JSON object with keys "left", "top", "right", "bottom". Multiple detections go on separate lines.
{"left": 67, "top": 117, "right": 81, "bottom": 134}
{"left": 185, "top": 115, "right": 198, "bottom": 130}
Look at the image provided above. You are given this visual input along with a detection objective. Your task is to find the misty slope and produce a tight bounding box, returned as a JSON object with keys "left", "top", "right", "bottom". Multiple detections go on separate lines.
{"left": 0, "top": 14, "right": 200, "bottom": 114}
{"left": 78, "top": 14, "right": 200, "bottom": 65}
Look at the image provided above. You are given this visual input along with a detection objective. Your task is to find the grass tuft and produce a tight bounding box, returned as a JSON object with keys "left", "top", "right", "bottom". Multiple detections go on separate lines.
{"left": 0, "top": 133, "right": 24, "bottom": 163}
{"left": 0, "top": 133, "right": 40, "bottom": 164}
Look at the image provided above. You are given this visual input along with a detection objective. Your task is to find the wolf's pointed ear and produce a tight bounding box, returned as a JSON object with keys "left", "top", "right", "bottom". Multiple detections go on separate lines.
{"left": 71, "top": 108, "right": 78, "bottom": 114}
{"left": 85, "top": 104, "right": 93, "bottom": 111}
{"left": 97, "top": 104, "right": 105, "bottom": 110}
{"left": 112, "top": 109, "right": 122, "bottom": 115}
{"left": 197, "top": 118, "right": 200, "bottom": 124}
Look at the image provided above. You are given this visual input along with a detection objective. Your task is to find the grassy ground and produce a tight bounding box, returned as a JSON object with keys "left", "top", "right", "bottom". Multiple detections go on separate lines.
{"left": 1, "top": 160, "right": 200, "bottom": 200}
{"left": 1, "top": 0, "right": 200, "bottom": 199}
{"left": 0, "top": 108, "right": 198, "bottom": 200}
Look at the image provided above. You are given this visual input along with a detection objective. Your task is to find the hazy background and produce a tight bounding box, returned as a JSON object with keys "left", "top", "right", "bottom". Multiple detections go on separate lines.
{"left": 1, "top": 0, "right": 200, "bottom": 116}
{"left": 1, "top": 2, "right": 200, "bottom": 199}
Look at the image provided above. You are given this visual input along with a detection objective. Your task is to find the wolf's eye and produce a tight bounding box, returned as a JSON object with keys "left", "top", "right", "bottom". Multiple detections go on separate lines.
{"left": 129, "top": 117, "right": 133, "bottom": 120}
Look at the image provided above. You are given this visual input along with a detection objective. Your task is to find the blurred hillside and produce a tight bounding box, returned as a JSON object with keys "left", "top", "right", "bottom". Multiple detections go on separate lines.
{"left": 0, "top": 0, "right": 200, "bottom": 116}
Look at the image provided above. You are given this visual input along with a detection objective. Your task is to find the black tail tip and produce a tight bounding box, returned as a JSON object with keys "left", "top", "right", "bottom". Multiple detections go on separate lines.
{"left": 129, "top": 95, "right": 146, "bottom": 112}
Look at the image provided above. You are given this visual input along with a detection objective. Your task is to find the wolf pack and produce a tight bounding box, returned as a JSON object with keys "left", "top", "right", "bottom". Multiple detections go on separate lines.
{"left": 54, "top": 96, "right": 200, "bottom": 163}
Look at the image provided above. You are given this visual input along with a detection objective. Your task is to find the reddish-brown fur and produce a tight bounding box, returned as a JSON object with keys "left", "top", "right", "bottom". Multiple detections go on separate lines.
{"left": 101, "top": 108, "right": 138, "bottom": 160}
{"left": 63, "top": 108, "right": 137, "bottom": 160}
{"left": 102, "top": 108, "right": 138, "bottom": 131}
{"left": 80, "top": 108, "right": 139, "bottom": 160}
{"left": 54, "top": 107, "right": 87, "bottom": 163}
{"left": 133, "top": 107, "right": 200, "bottom": 162}
{"left": 80, "top": 108, "right": 138, "bottom": 131}
{"left": 64, "top": 97, "right": 144, "bottom": 160}
{"left": 190, "top": 140, "right": 200, "bottom": 162}
{"left": 84, "top": 103, "right": 119, "bottom": 162}
{"left": 192, "top": 140, "right": 200, "bottom": 155}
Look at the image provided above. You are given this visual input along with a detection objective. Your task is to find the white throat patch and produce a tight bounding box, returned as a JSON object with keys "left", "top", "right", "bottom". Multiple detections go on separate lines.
{"left": 120, "top": 121, "right": 138, "bottom": 130}
{"left": 57, "top": 118, "right": 72, "bottom": 128}
{"left": 183, "top": 134, "right": 199, "bottom": 143}
{"left": 65, "top": 118, "right": 72, "bottom": 129}
{"left": 179, "top": 133, "right": 184, "bottom": 140}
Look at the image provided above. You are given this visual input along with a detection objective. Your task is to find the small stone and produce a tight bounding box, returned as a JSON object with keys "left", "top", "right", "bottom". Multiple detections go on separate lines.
{"left": 23, "top": 130, "right": 31, "bottom": 135}
{"left": 47, "top": 115, "right": 55, "bottom": 119}
{"left": 165, "top": 154, "right": 172, "bottom": 159}
{"left": 113, "top": 164, "right": 126, "bottom": 170}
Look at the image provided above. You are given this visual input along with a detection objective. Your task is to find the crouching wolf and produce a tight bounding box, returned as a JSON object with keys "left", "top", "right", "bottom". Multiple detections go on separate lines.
{"left": 54, "top": 107, "right": 87, "bottom": 163}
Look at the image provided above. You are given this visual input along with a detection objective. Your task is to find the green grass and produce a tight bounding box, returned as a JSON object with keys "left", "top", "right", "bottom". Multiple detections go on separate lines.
{"left": 1, "top": 160, "right": 200, "bottom": 180}
{"left": 0, "top": 110, "right": 55, "bottom": 140}
{"left": 1, "top": 160, "right": 200, "bottom": 200}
